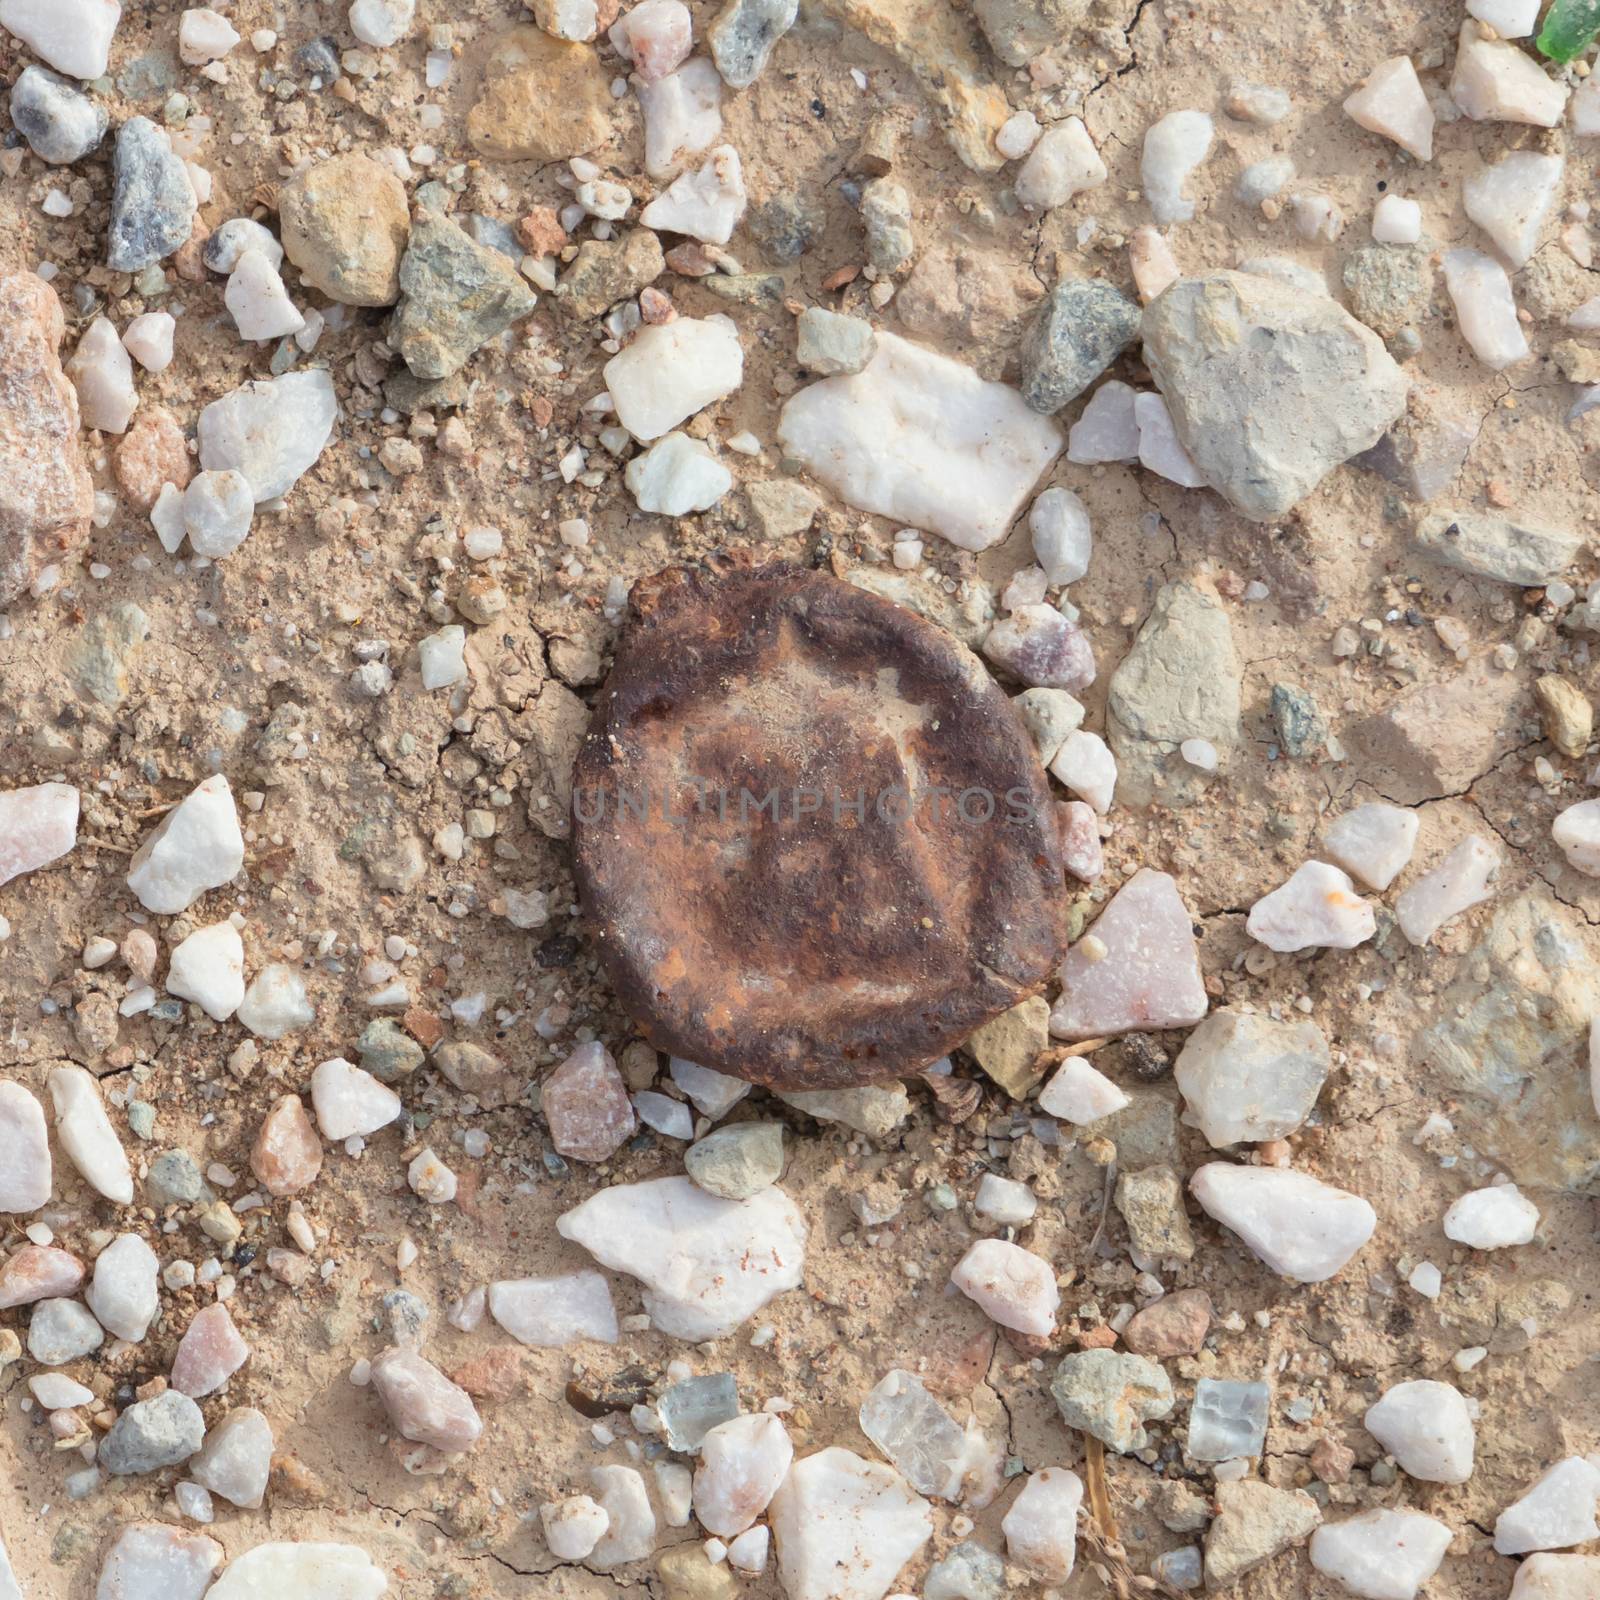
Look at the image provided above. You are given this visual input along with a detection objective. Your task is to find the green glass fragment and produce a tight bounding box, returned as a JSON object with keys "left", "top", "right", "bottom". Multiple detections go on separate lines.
{"left": 1537, "top": 0, "right": 1600, "bottom": 63}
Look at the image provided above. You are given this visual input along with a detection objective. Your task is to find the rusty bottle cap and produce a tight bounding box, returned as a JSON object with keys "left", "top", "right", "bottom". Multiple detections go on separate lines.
{"left": 571, "top": 555, "right": 1066, "bottom": 1091}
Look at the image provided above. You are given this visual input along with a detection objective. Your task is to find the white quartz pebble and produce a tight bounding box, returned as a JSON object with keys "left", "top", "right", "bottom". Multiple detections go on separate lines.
{"left": 1029, "top": 487, "right": 1092, "bottom": 585}
{"left": 694, "top": 1413, "right": 794, "bottom": 1536}
{"left": 190, "top": 1407, "right": 273, "bottom": 1508}
{"left": 634, "top": 1090, "right": 693, "bottom": 1140}
{"left": 1443, "top": 1183, "right": 1538, "bottom": 1248}
{"left": 349, "top": 0, "right": 414, "bottom": 46}
{"left": 1190, "top": 1162, "right": 1376, "bottom": 1283}
{"left": 1497, "top": 1458, "right": 1600, "bottom": 1554}
{"left": 1037, "top": 1055, "right": 1130, "bottom": 1125}
{"left": 636, "top": 57, "right": 723, "bottom": 179}
{"left": 49, "top": 1064, "right": 133, "bottom": 1205}
{"left": 995, "top": 110, "right": 1040, "bottom": 160}
{"left": 1321, "top": 802, "right": 1418, "bottom": 891}
{"left": 1463, "top": 151, "right": 1563, "bottom": 269}
{"left": 1309, "top": 1509, "right": 1453, "bottom": 1600}
{"left": 1552, "top": 798, "right": 1600, "bottom": 875}
{"left": 769, "top": 1447, "right": 932, "bottom": 1600}
{"left": 625, "top": 431, "right": 733, "bottom": 514}
{"left": 1015, "top": 118, "right": 1106, "bottom": 211}
{"left": 1451, "top": 22, "right": 1569, "bottom": 126}
{"left": 589, "top": 1464, "right": 658, "bottom": 1569}
{"left": 778, "top": 331, "right": 1061, "bottom": 553}
{"left": 1372, "top": 195, "right": 1422, "bottom": 245}
{"left": 949, "top": 1238, "right": 1058, "bottom": 1336}
{"left": 1247, "top": 861, "right": 1375, "bottom": 952}
{"left": 640, "top": 145, "right": 746, "bottom": 244}
{"left": 205, "top": 218, "right": 283, "bottom": 274}
{"left": 123, "top": 311, "right": 176, "bottom": 372}
{"left": 419, "top": 624, "right": 467, "bottom": 690}
{"left": 1141, "top": 109, "right": 1214, "bottom": 225}
{"left": 1343, "top": 56, "right": 1434, "bottom": 161}
{"left": 1364, "top": 1380, "right": 1476, "bottom": 1485}
{"left": 408, "top": 1148, "right": 456, "bottom": 1203}
{"left": 727, "top": 1525, "right": 770, "bottom": 1573}
{"left": 488, "top": 1272, "right": 618, "bottom": 1347}
{"left": 1443, "top": 247, "right": 1530, "bottom": 369}
{"left": 68, "top": 316, "right": 138, "bottom": 434}
{"left": 28, "top": 1296, "right": 102, "bottom": 1363}
{"left": 1576, "top": 75, "right": 1600, "bottom": 136}
{"left": 127, "top": 775, "right": 245, "bottom": 914}
{"left": 0, "top": 1081, "right": 52, "bottom": 1213}
{"left": 611, "top": 0, "right": 690, "bottom": 78}
{"left": 0, "top": 781, "right": 79, "bottom": 888}
{"left": 1511, "top": 1553, "right": 1600, "bottom": 1597}
{"left": 0, "top": 0, "right": 121, "bottom": 80}
{"left": 205, "top": 1542, "right": 387, "bottom": 1599}
{"left": 1467, "top": 0, "right": 1539, "bottom": 34}
{"left": 236, "top": 963, "right": 314, "bottom": 1039}
{"left": 166, "top": 921, "right": 245, "bottom": 1020}
{"left": 1393, "top": 835, "right": 1499, "bottom": 946}
{"left": 974, "top": 1173, "right": 1037, "bottom": 1226}
{"left": 87, "top": 1232, "right": 159, "bottom": 1341}
{"left": 606, "top": 315, "right": 743, "bottom": 441}
{"left": 179, "top": 7, "right": 239, "bottom": 63}
{"left": 225, "top": 249, "right": 304, "bottom": 342}
{"left": 541, "top": 1496, "right": 610, "bottom": 1560}
{"left": 198, "top": 368, "right": 337, "bottom": 502}
{"left": 670, "top": 1057, "right": 751, "bottom": 1119}
{"left": 1067, "top": 379, "right": 1140, "bottom": 464}
{"left": 1002, "top": 1467, "right": 1083, "bottom": 1583}
{"left": 95, "top": 1524, "right": 222, "bottom": 1600}
{"left": 30, "top": 1372, "right": 93, "bottom": 1409}
{"left": 1135, "top": 391, "right": 1208, "bottom": 487}
{"left": 309, "top": 1058, "right": 400, "bottom": 1141}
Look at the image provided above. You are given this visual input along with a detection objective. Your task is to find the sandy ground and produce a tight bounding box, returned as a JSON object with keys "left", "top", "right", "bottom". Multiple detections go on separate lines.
{"left": 3, "top": 0, "right": 1600, "bottom": 1595}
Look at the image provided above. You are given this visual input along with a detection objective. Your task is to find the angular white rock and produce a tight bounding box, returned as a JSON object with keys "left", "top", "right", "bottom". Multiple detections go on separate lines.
{"left": 166, "top": 920, "right": 246, "bottom": 1020}
{"left": 50, "top": 1064, "right": 133, "bottom": 1205}
{"left": 1552, "top": 798, "right": 1600, "bottom": 875}
{"left": 1364, "top": 1380, "right": 1475, "bottom": 1485}
{"left": 640, "top": 145, "right": 746, "bottom": 244}
{"left": 96, "top": 1524, "right": 223, "bottom": 1600}
{"left": 1016, "top": 118, "right": 1106, "bottom": 211}
{"left": 557, "top": 1174, "right": 805, "bottom": 1339}
{"left": 152, "top": 481, "right": 186, "bottom": 554}
{"left": 127, "top": 775, "right": 245, "bottom": 914}
{"left": 1576, "top": 75, "right": 1600, "bottom": 136}
{"left": 779, "top": 331, "right": 1061, "bottom": 552}
{"left": 349, "top": 0, "right": 414, "bottom": 46}
{"left": 1308, "top": 1509, "right": 1453, "bottom": 1600}
{"left": 769, "top": 1448, "right": 933, "bottom": 1600}
{"left": 87, "top": 1232, "right": 159, "bottom": 1341}
{"left": 1496, "top": 1458, "right": 1600, "bottom": 1555}
{"left": 310, "top": 1058, "right": 401, "bottom": 1141}
{"left": 29, "top": 1296, "right": 102, "bottom": 1363}
{"left": 1322, "top": 802, "right": 1418, "bottom": 891}
{"left": 1049, "top": 729, "right": 1117, "bottom": 813}
{"left": 541, "top": 1496, "right": 608, "bottom": 1560}
{"left": 198, "top": 369, "right": 338, "bottom": 502}
{"left": 1443, "top": 1183, "right": 1538, "bottom": 1248}
{"left": 1451, "top": 23, "right": 1569, "bottom": 126}
{"left": 1372, "top": 194, "right": 1422, "bottom": 245}
{"left": 180, "top": 468, "right": 254, "bottom": 559}
{"left": 636, "top": 57, "right": 723, "bottom": 179}
{"left": 1247, "top": 861, "right": 1375, "bottom": 952}
{"left": 634, "top": 1089, "right": 693, "bottom": 1139}
{"left": 1343, "top": 57, "right": 1434, "bottom": 161}
{"left": 858, "top": 1370, "right": 968, "bottom": 1499}
{"left": 1174, "top": 1009, "right": 1330, "bottom": 1147}
{"left": 1135, "top": 391, "right": 1207, "bottom": 487}
{"left": 1037, "top": 1055, "right": 1130, "bottom": 1125}
{"left": 1141, "top": 109, "right": 1214, "bottom": 225}
{"left": 1511, "top": 1553, "right": 1600, "bottom": 1598}
{"left": 1030, "top": 487, "right": 1092, "bottom": 585}
{"left": 625, "top": 431, "right": 733, "bottom": 514}
{"left": 179, "top": 7, "right": 239, "bottom": 63}
{"left": 1393, "top": 835, "right": 1499, "bottom": 946}
{"left": 407, "top": 1148, "right": 456, "bottom": 1203}
{"left": 0, "top": 1081, "right": 51, "bottom": 1213}
{"left": 605, "top": 315, "right": 743, "bottom": 441}
{"left": 974, "top": 1172, "right": 1037, "bottom": 1225}
{"left": 1190, "top": 1162, "right": 1376, "bottom": 1283}
{"left": 670, "top": 1057, "right": 751, "bottom": 1119}
{"left": 589, "top": 1464, "right": 658, "bottom": 1569}
{"left": 1464, "top": 151, "right": 1563, "bottom": 269}
{"left": 727, "top": 1525, "right": 770, "bottom": 1573}
{"left": 694, "top": 1412, "right": 794, "bottom": 1536}
{"left": 206, "top": 1542, "right": 388, "bottom": 1600}
{"left": 0, "top": 0, "right": 120, "bottom": 78}
{"left": 1067, "top": 379, "right": 1140, "bottom": 464}
{"left": 949, "top": 1238, "right": 1058, "bottom": 1336}
{"left": 1443, "top": 247, "right": 1529, "bottom": 369}
{"left": 0, "top": 781, "right": 79, "bottom": 888}
{"left": 1002, "top": 1467, "right": 1083, "bottom": 1584}
{"left": 1467, "top": 0, "right": 1539, "bottom": 34}
{"left": 30, "top": 1372, "right": 93, "bottom": 1409}
{"left": 236, "top": 963, "right": 315, "bottom": 1039}
{"left": 190, "top": 1407, "right": 273, "bottom": 1508}
{"left": 419, "top": 625, "right": 467, "bottom": 690}
{"left": 68, "top": 316, "right": 138, "bottom": 434}
{"left": 611, "top": 0, "right": 691, "bottom": 78}
{"left": 123, "top": 310, "right": 176, "bottom": 372}
{"left": 488, "top": 1271, "right": 618, "bottom": 1347}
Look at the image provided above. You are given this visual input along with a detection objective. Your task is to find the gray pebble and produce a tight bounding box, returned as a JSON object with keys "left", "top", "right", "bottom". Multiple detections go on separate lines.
{"left": 10, "top": 67, "right": 108, "bottom": 165}
{"left": 1019, "top": 278, "right": 1140, "bottom": 415}
{"left": 101, "top": 1391, "right": 207, "bottom": 1475}
{"left": 107, "top": 116, "right": 198, "bottom": 273}
{"left": 684, "top": 1122, "right": 784, "bottom": 1201}
{"left": 707, "top": 0, "right": 799, "bottom": 89}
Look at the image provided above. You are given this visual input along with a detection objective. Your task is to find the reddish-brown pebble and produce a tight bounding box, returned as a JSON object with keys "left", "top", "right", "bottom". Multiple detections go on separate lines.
{"left": 1122, "top": 1288, "right": 1212, "bottom": 1359}
{"left": 112, "top": 405, "right": 191, "bottom": 512}
{"left": 250, "top": 1095, "right": 323, "bottom": 1197}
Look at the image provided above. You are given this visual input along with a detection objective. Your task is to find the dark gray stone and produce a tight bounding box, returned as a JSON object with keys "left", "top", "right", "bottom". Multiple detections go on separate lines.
{"left": 708, "top": 0, "right": 799, "bottom": 88}
{"left": 748, "top": 194, "right": 824, "bottom": 263}
{"left": 107, "top": 116, "right": 197, "bottom": 273}
{"left": 1271, "top": 683, "right": 1327, "bottom": 757}
{"left": 10, "top": 67, "right": 108, "bottom": 166}
{"left": 294, "top": 36, "right": 342, "bottom": 89}
{"left": 358, "top": 1018, "right": 425, "bottom": 1082}
{"left": 101, "top": 1391, "right": 206, "bottom": 1475}
{"left": 1019, "top": 278, "right": 1140, "bottom": 415}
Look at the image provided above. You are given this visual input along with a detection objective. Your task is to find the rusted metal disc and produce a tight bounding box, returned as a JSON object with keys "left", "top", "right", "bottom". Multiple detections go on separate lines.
{"left": 571, "top": 554, "right": 1066, "bottom": 1091}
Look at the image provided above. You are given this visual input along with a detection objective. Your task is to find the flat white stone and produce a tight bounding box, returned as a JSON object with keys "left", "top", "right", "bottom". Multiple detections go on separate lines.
{"left": 0, "top": 1081, "right": 52, "bottom": 1212}
{"left": 1464, "top": 151, "right": 1563, "bottom": 268}
{"left": 589, "top": 1464, "right": 658, "bottom": 1569}
{"left": 29, "top": 1296, "right": 102, "bottom": 1363}
{"left": 87, "top": 1232, "right": 159, "bottom": 1341}
{"left": 636, "top": 57, "right": 722, "bottom": 179}
{"left": 1037, "top": 1055, "right": 1130, "bottom": 1125}
{"left": 310, "top": 1058, "right": 401, "bottom": 1141}
{"left": 1393, "top": 834, "right": 1500, "bottom": 945}
{"left": 769, "top": 1447, "right": 933, "bottom": 1600}
{"left": 183, "top": 469, "right": 254, "bottom": 558}
{"left": 419, "top": 624, "right": 467, "bottom": 690}
{"left": 1364, "top": 1380, "right": 1475, "bottom": 1484}
{"left": 694, "top": 1412, "right": 794, "bottom": 1536}
{"left": 236, "top": 963, "right": 315, "bottom": 1039}
{"left": 127, "top": 775, "right": 244, "bottom": 914}
{"left": 1141, "top": 109, "right": 1214, "bottom": 225}
{"left": 1553, "top": 798, "right": 1600, "bottom": 875}
{"left": 1444, "top": 1182, "right": 1539, "bottom": 1248}
{"left": 974, "top": 1172, "right": 1037, "bottom": 1225}
{"left": 1049, "top": 728, "right": 1117, "bottom": 812}
{"left": 488, "top": 1271, "right": 618, "bottom": 1346}
{"left": 197, "top": 368, "right": 338, "bottom": 502}
{"left": 1443, "top": 247, "right": 1530, "bottom": 369}
{"left": 1135, "top": 391, "right": 1207, "bottom": 487}
{"left": 1511, "top": 1553, "right": 1600, "bottom": 1597}
{"left": 68, "top": 316, "right": 137, "bottom": 434}
{"left": 1372, "top": 195, "right": 1422, "bottom": 244}
{"left": 1190, "top": 1162, "right": 1376, "bottom": 1283}
{"left": 1016, "top": 118, "right": 1106, "bottom": 211}
{"left": 949, "top": 1238, "right": 1058, "bottom": 1336}
{"left": 779, "top": 331, "right": 1061, "bottom": 553}
{"left": 123, "top": 310, "right": 176, "bottom": 372}
{"left": 640, "top": 145, "right": 746, "bottom": 243}
{"left": 1030, "top": 487, "right": 1092, "bottom": 585}
{"left": 349, "top": 0, "right": 413, "bottom": 47}
{"left": 1467, "top": 0, "right": 1539, "bottom": 33}
{"left": 0, "top": 0, "right": 121, "bottom": 79}
{"left": 625, "top": 431, "right": 733, "bottom": 514}
{"left": 1067, "top": 379, "right": 1140, "bottom": 464}
{"left": 858, "top": 1370, "right": 967, "bottom": 1499}
{"left": 634, "top": 1089, "right": 693, "bottom": 1139}
{"left": 557, "top": 1174, "right": 805, "bottom": 1339}
{"left": 727, "top": 1525, "right": 770, "bottom": 1573}
{"left": 166, "top": 920, "right": 246, "bottom": 1020}
{"left": 152, "top": 481, "right": 187, "bottom": 553}
{"left": 172, "top": 1301, "right": 250, "bottom": 1398}
{"left": 1451, "top": 23, "right": 1569, "bottom": 126}
{"left": 1570, "top": 296, "right": 1600, "bottom": 330}
{"left": 540, "top": 1496, "right": 609, "bottom": 1560}
{"left": 1322, "top": 802, "right": 1419, "bottom": 890}
{"left": 0, "top": 781, "right": 79, "bottom": 888}
{"left": 1576, "top": 75, "right": 1600, "bottom": 136}
{"left": 206, "top": 1542, "right": 388, "bottom": 1599}
{"left": 1309, "top": 1509, "right": 1453, "bottom": 1600}
{"left": 50, "top": 1064, "right": 132, "bottom": 1205}
{"left": 30, "top": 1372, "right": 93, "bottom": 1409}
{"left": 605, "top": 314, "right": 743, "bottom": 442}
{"left": 611, "top": 0, "right": 690, "bottom": 77}
{"left": 1247, "top": 861, "right": 1375, "bottom": 952}
{"left": 1497, "top": 1458, "right": 1600, "bottom": 1555}
{"left": 1174, "top": 1008, "right": 1330, "bottom": 1147}
{"left": 1343, "top": 56, "right": 1434, "bottom": 161}
{"left": 190, "top": 1407, "right": 274, "bottom": 1508}
{"left": 670, "top": 1057, "right": 751, "bottom": 1119}
{"left": 1002, "top": 1467, "right": 1083, "bottom": 1584}
{"left": 179, "top": 6, "right": 239, "bottom": 62}
{"left": 97, "top": 1524, "right": 223, "bottom": 1600}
